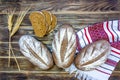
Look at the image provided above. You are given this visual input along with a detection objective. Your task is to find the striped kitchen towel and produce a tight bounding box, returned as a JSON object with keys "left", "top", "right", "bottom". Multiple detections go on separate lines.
{"left": 66, "top": 20, "right": 120, "bottom": 80}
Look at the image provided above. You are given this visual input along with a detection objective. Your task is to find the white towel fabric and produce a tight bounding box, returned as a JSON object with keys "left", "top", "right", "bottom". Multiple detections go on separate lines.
{"left": 65, "top": 20, "right": 120, "bottom": 80}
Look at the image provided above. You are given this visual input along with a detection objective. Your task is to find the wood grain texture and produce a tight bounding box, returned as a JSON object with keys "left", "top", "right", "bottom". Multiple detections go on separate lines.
{"left": 0, "top": 0, "right": 120, "bottom": 80}
{"left": 0, "top": 72, "right": 120, "bottom": 80}
{"left": 0, "top": 0, "right": 119, "bottom": 12}
{"left": 0, "top": 73, "right": 78, "bottom": 80}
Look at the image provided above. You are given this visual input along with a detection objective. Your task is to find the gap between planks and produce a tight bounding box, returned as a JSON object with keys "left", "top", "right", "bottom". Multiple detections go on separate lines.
{"left": 0, "top": 56, "right": 25, "bottom": 58}
{"left": 0, "top": 42, "right": 18, "bottom": 44}
{"left": 0, "top": 70, "right": 71, "bottom": 74}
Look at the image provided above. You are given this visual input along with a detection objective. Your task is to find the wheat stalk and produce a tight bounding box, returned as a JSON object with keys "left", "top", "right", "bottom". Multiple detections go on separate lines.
{"left": 7, "top": 6, "right": 31, "bottom": 71}
{"left": 7, "top": 8, "right": 20, "bottom": 70}
{"left": 7, "top": 8, "right": 16, "bottom": 67}
{"left": 10, "top": 44, "right": 21, "bottom": 71}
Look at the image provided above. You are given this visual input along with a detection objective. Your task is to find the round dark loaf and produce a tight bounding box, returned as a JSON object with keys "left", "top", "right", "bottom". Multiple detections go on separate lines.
{"left": 19, "top": 35, "right": 53, "bottom": 70}
{"left": 52, "top": 24, "right": 76, "bottom": 68}
{"left": 74, "top": 40, "right": 111, "bottom": 71}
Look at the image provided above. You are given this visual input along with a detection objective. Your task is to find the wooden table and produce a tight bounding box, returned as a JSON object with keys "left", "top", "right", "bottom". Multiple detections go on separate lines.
{"left": 0, "top": 0, "right": 120, "bottom": 80}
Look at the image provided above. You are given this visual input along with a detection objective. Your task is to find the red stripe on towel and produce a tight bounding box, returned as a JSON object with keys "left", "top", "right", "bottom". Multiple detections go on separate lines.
{"left": 105, "top": 59, "right": 117, "bottom": 67}
{"left": 95, "top": 69, "right": 111, "bottom": 75}
{"left": 84, "top": 29, "right": 90, "bottom": 44}
{"left": 111, "top": 50, "right": 120, "bottom": 55}
{"left": 106, "top": 21, "right": 114, "bottom": 42}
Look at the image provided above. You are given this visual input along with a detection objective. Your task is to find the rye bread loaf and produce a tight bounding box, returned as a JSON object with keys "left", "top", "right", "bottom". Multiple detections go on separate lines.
{"left": 19, "top": 35, "right": 53, "bottom": 70}
{"left": 74, "top": 40, "right": 111, "bottom": 71}
{"left": 52, "top": 24, "right": 76, "bottom": 68}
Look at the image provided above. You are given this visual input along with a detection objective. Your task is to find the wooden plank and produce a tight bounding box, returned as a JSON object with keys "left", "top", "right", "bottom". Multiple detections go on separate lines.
{"left": 0, "top": 57, "right": 120, "bottom": 71}
{"left": 0, "top": 0, "right": 120, "bottom": 13}
{"left": 0, "top": 71, "right": 120, "bottom": 76}
{"left": 1, "top": 13, "right": 120, "bottom": 28}
{"left": 0, "top": 73, "right": 120, "bottom": 80}
{"left": 0, "top": 73, "right": 77, "bottom": 80}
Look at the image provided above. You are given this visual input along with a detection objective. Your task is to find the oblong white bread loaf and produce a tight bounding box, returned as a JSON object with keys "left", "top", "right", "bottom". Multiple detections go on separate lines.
{"left": 19, "top": 35, "right": 53, "bottom": 70}
{"left": 75, "top": 40, "right": 111, "bottom": 71}
{"left": 52, "top": 24, "right": 76, "bottom": 68}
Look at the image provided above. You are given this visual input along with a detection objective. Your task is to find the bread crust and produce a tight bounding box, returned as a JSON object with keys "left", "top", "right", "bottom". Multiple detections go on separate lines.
{"left": 74, "top": 40, "right": 111, "bottom": 71}
{"left": 52, "top": 24, "right": 76, "bottom": 68}
{"left": 19, "top": 35, "right": 53, "bottom": 70}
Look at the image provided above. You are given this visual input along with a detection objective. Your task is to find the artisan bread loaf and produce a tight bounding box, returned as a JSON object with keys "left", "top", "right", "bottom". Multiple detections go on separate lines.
{"left": 74, "top": 40, "right": 111, "bottom": 71}
{"left": 52, "top": 24, "right": 76, "bottom": 68}
{"left": 19, "top": 35, "right": 53, "bottom": 70}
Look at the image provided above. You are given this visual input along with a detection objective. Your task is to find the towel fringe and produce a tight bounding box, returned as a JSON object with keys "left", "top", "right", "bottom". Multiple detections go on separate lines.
{"left": 65, "top": 64, "right": 98, "bottom": 80}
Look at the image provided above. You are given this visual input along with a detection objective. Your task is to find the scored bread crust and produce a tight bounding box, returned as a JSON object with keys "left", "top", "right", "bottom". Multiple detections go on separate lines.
{"left": 74, "top": 40, "right": 111, "bottom": 71}
{"left": 19, "top": 35, "right": 53, "bottom": 70}
{"left": 52, "top": 24, "right": 76, "bottom": 68}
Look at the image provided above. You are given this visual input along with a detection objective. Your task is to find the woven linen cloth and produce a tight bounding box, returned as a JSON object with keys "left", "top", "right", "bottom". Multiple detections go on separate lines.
{"left": 66, "top": 20, "right": 120, "bottom": 80}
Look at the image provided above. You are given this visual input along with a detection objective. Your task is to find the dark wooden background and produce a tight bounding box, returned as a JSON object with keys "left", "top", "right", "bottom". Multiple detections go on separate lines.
{"left": 0, "top": 0, "right": 120, "bottom": 80}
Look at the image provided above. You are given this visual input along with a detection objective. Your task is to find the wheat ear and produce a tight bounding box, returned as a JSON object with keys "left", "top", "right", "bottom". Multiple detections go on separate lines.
{"left": 10, "top": 7, "right": 31, "bottom": 37}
